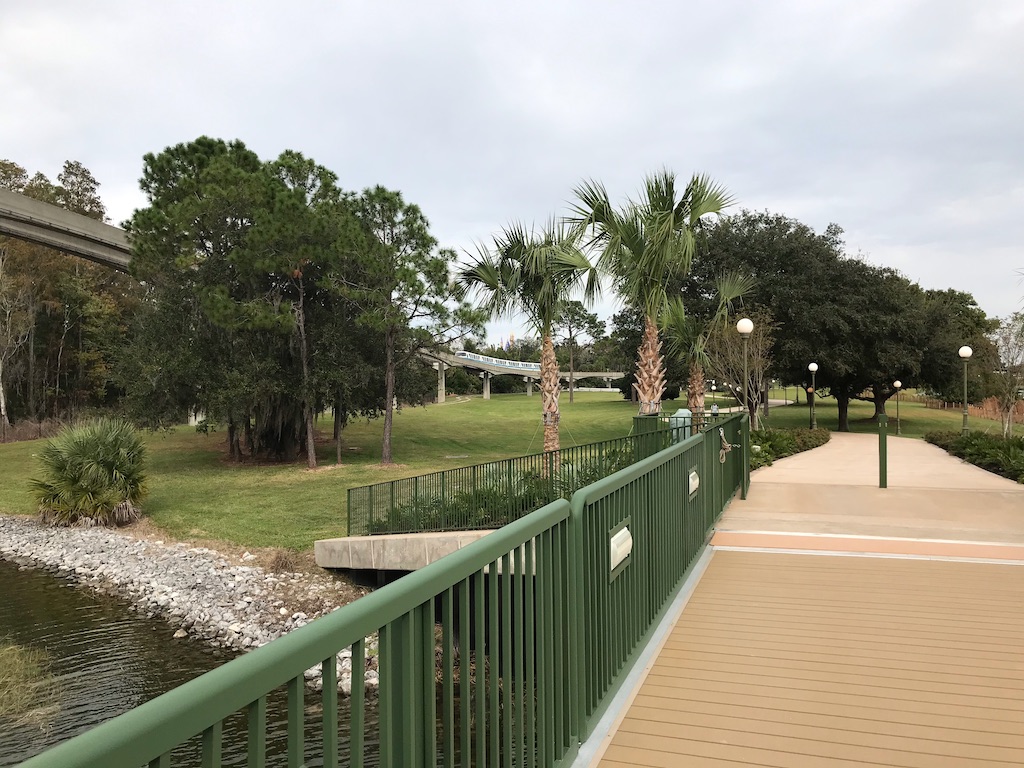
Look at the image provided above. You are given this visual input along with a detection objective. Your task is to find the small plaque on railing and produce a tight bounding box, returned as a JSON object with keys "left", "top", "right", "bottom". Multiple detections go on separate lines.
{"left": 688, "top": 470, "right": 700, "bottom": 496}
{"left": 609, "top": 522, "right": 633, "bottom": 579}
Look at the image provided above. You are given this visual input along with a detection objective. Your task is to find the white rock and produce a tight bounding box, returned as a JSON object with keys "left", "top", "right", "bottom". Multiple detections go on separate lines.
{"left": 0, "top": 515, "right": 382, "bottom": 697}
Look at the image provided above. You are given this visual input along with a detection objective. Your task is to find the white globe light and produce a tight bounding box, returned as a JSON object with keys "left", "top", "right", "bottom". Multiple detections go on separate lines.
{"left": 958, "top": 345, "right": 973, "bottom": 360}
{"left": 736, "top": 317, "right": 754, "bottom": 336}
{"left": 893, "top": 380, "right": 902, "bottom": 389}
{"left": 808, "top": 362, "right": 818, "bottom": 373}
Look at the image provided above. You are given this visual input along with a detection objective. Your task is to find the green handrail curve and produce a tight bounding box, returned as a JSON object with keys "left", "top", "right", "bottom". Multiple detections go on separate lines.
{"left": 569, "top": 413, "right": 746, "bottom": 737}
{"left": 20, "top": 498, "right": 575, "bottom": 768}
{"left": 21, "top": 413, "right": 748, "bottom": 767}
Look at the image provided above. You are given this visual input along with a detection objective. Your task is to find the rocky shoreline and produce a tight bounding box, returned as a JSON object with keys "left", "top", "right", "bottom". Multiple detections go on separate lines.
{"left": 0, "top": 516, "right": 378, "bottom": 694}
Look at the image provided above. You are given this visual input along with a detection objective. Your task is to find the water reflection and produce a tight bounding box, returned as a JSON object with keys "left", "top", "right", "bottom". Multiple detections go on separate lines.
{"left": 0, "top": 559, "right": 378, "bottom": 767}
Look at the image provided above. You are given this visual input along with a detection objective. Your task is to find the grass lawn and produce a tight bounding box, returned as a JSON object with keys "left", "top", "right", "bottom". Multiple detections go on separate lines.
{"left": 3, "top": 390, "right": 1015, "bottom": 554}
{"left": 0, "top": 392, "right": 646, "bottom": 551}
{"left": 757, "top": 395, "right": 1022, "bottom": 439}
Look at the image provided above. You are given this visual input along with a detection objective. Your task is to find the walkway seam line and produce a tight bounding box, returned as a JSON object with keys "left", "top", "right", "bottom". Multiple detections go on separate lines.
{"left": 717, "top": 531, "right": 1024, "bottom": 546}
{"left": 712, "top": 546, "right": 1024, "bottom": 566}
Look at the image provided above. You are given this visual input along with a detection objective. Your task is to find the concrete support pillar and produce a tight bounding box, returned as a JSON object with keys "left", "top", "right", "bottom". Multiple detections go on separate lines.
{"left": 436, "top": 362, "right": 447, "bottom": 403}
{"left": 524, "top": 376, "right": 533, "bottom": 396}
{"left": 483, "top": 371, "right": 491, "bottom": 400}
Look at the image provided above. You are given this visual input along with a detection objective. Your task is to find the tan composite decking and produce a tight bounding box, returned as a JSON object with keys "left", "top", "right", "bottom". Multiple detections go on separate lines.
{"left": 591, "top": 433, "right": 1024, "bottom": 767}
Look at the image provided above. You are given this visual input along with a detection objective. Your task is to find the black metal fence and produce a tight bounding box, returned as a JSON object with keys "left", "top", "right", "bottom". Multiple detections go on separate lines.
{"left": 346, "top": 429, "right": 674, "bottom": 536}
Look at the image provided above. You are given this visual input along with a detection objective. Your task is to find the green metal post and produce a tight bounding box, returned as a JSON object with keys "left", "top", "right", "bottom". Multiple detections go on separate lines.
{"left": 741, "top": 415, "right": 750, "bottom": 500}
{"left": 632, "top": 415, "right": 664, "bottom": 461}
{"left": 742, "top": 335, "right": 749, "bottom": 420}
{"left": 879, "top": 414, "right": 888, "bottom": 489}
{"left": 810, "top": 370, "right": 817, "bottom": 430}
{"left": 895, "top": 388, "right": 902, "bottom": 435}
{"left": 962, "top": 358, "right": 970, "bottom": 436}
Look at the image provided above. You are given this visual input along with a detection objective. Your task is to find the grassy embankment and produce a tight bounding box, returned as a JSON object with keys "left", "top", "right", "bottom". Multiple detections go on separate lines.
{"left": 0, "top": 392, "right": 642, "bottom": 552}
{"left": 0, "top": 390, "right": 1015, "bottom": 553}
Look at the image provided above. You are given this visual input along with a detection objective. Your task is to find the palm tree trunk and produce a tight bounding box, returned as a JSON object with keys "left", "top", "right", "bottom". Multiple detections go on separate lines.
{"left": 634, "top": 314, "right": 666, "bottom": 415}
{"left": 540, "top": 334, "right": 560, "bottom": 453}
{"left": 687, "top": 362, "right": 705, "bottom": 428}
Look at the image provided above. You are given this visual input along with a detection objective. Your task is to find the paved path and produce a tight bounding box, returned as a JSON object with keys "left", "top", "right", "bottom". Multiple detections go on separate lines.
{"left": 588, "top": 432, "right": 1024, "bottom": 767}
{"left": 717, "top": 432, "right": 1024, "bottom": 551}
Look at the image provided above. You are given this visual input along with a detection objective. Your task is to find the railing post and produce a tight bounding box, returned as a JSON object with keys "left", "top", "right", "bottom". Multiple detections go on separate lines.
{"left": 632, "top": 414, "right": 665, "bottom": 460}
{"left": 413, "top": 475, "right": 420, "bottom": 529}
{"left": 389, "top": 483, "right": 396, "bottom": 530}
{"left": 568, "top": 509, "right": 583, "bottom": 749}
{"left": 741, "top": 415, "right": 750, "bottom": 500}
{"left": 879, "top": 414, "right": 888, "bottom": 489}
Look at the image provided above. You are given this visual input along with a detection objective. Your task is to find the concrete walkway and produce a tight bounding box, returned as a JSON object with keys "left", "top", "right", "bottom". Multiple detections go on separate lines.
{"left": 587, "top": 432, "right": 1024, "bottom": 767}
{"left": 717, "top": 431, "right": 1024, "bottom": 552}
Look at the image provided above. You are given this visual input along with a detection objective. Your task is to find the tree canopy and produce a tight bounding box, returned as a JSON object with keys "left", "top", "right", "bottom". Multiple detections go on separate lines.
{"left": 681, "top": 210, "right": 999, "bottom": 430}
{"left": 0, "top": 159, "right": 139, "bottom": 433}
{"left": 124, "top": 137, "right": 475, "bottom": 464}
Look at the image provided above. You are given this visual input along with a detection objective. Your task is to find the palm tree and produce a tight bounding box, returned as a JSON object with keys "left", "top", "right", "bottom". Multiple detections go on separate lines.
{"left": 570, "top": 170, "right": 733, "bottom": 415}
{"left": 459, "top": 220, "right": 597, "bottom": 453}
{"left": 661, "top": 272, "right": 755, "bottom": 422}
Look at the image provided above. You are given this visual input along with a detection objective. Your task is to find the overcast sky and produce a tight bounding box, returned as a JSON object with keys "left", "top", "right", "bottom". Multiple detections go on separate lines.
{"left": 3, "top": 1, "right": 1022, "bottom": 342}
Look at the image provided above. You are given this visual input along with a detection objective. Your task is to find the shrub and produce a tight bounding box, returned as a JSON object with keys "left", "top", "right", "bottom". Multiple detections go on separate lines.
{"left": 31, "top": 418, "right": 148, "bottom": 527}
{"left": 925, "top": 431, "right": 1024, "bottom": 484}
{"left": 923, "top": 431, "right": 959, "bottom": 452}
{"left": 749, "top": 427, "right": 830, "bottom": 469}
{"left": 367, "top": 447, "right": 644, "bottom": 534}
{"left": 266, "top": 548, "right": 298, "bottom": 573}
{"left": 793, "top": 428, "right": 831, "bottom": 453}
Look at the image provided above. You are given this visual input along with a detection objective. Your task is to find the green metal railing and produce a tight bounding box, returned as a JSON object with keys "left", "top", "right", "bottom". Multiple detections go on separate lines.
{"left": 23, "top": 414, "right": 747, "bottom": 768}
{"left": 572, "top": 414, "right": 745, "bottom": 733}
{"left": 22, "top": 499, "right": 579, "bottom": 768}
{"left": 347, "top": 430, "right": 673, "bottom": 536}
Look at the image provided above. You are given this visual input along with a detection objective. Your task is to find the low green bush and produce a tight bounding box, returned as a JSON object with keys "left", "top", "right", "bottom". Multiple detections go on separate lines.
{"left": 926, "top": 431, "right": 1024, "bottom": 483}
{"left": 923, "top": 431, "right": 959, "bottom": 452}
{"left": 31, "top": 418, "right": 148, "bottom": 527}
{"left": 750, "top": 427, "right": 831, "bottom": 469}
{"left": 368, "top": 447, "right": 640, "bottom": 533}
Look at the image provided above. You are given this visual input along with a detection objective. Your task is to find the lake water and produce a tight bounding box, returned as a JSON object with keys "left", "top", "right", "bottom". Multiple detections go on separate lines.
{"left": 0, "top": 558, "right": 378, "bottom": 766}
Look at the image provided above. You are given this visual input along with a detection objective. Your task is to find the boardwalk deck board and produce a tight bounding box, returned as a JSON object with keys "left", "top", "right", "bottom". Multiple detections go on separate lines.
{"left": 595, "top": 550, "right": 1024, "bottom": 767}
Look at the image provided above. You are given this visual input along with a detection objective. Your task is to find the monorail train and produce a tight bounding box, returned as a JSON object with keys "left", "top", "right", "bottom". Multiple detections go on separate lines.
{"left": 455, "top": 350, "right": 542, "bottom": 372}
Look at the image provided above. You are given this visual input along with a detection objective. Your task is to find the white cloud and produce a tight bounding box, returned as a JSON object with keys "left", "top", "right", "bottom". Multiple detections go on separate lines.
{"left": 2, "top": 0, "right": 1021, "bottom": 344}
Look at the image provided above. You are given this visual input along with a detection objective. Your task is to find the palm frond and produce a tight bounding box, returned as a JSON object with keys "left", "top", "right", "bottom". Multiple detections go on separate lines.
{"left": 457, "top": 218, "right": 597, "bottom": 336}
{"left": 32, "top": 418, "right": 147, "bottom": 527}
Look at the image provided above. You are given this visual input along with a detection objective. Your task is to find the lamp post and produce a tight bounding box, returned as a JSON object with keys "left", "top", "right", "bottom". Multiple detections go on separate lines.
{"left": 808, "top": 362, "right": 818, "bottom": 430}
{"left": 737, "top": 318, "right": 753, "bottom": 416}
{"left": 893, "top": 380, "right": 902, "bottom": 435}
{"left": 959, "top": 346, "right": 973, "bottom": 436}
